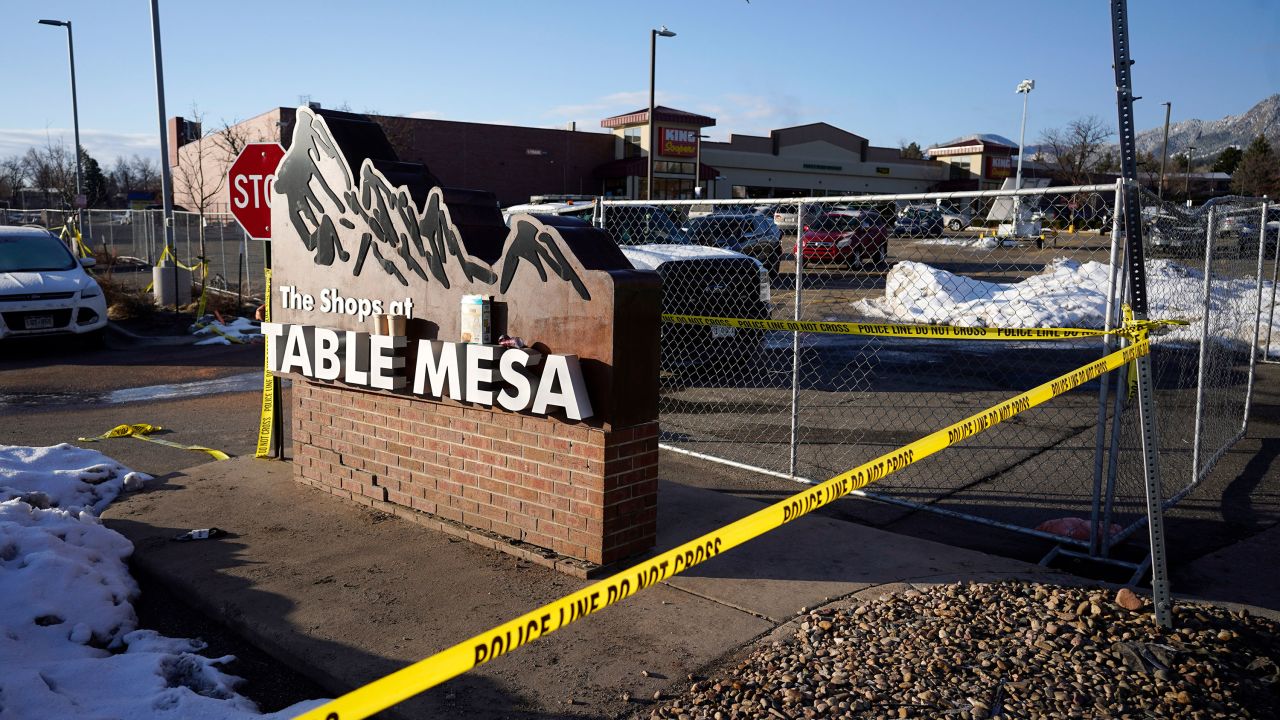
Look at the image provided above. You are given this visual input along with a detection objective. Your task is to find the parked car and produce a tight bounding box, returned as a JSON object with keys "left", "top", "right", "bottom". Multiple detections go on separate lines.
{"left": 1233, "top": 208, "right": 1280, "bottom": 258}
{"left": 503, "top": 203, "right": 773, "bottom": 369}
{"left": 683, "top": 212, "right": 783, "bottom": 278}
{"left": 891, "top": 208, "right": 944, "bottom": 238}
{"left": 1143, "top": 208, "right": 1203, "bottom": 256}
{"left": 773, "top": 204, "right": 799, "bottom": 232}
{"left": 939, "top": 208, "right": 973, "bottom": 231}
{"left": 798, "top": 210, "right": 889, "bottom": 269}
{"left": 0, "top": 226, "right": 107, "bottom": 344}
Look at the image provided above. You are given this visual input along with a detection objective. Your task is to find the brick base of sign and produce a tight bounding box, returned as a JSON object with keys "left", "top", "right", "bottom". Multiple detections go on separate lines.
{"left": 291, "top": 380, "right": 658, "bottom": 570}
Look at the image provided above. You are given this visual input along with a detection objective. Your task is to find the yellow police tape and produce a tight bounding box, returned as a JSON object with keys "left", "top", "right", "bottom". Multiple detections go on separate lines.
{"left": 78, "top": 423, "right": 230, "bottom": 461}
{"left": 143, "top": 246, "right": 209, "bottom": 315}
{"left": 291, "top": 336, "right": 1150, "bottom": 720}
{"left": 51, "top": 223, "right": 95, "bottom": 260}
{"left": 662, "top": 312, "right": 1187, "bottom": 342}
{"left": 255, "top": 269, "right": 275, "bottom": 459}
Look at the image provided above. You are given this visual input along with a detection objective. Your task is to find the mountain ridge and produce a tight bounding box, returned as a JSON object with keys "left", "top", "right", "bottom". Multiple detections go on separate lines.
{"left": 1133, "top": 94, "right": 1280, "bottom": 163}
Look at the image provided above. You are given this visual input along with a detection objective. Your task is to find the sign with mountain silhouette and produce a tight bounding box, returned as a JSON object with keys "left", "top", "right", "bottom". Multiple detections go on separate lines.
{"left": 267, "top": 106, "right": 660, "bottom": 428}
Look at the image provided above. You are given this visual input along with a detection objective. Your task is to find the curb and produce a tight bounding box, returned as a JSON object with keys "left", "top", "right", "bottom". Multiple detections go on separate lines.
{"left": 107, "top": 322, "right": 201, "bottom": 347}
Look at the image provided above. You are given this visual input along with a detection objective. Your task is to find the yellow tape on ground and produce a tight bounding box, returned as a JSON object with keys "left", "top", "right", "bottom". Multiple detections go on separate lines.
{"left": 255, "top": 269, "right": 275, "bottom": 459}
{"left": 292, "top": 337, "right": 1150, "bottom": 720}
{"left": 662, "top": 310, "right": 1187, "bottom": 342}
{"left": 78, "top": 423, "right": 230, "bottom": 461}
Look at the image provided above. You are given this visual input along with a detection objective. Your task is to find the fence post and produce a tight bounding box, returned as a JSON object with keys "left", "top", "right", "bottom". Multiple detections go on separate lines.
{"left": 1090, "top": 179, "right": 1125, "bottom": 556}
{"left": 1267, "top": 203, "right": 1280, "bottom": 364}
{"left": 789, "top": 201, "right": 805, "bottom": 478}
{"left": 1190, "top": 207, "right": 1216, "bottom": 483}
{"left": 1100, "top": 248, "right": 1131, "bottom": 558}
{"left": 1243, "top": 201, "right": 1268, "bottom": 433}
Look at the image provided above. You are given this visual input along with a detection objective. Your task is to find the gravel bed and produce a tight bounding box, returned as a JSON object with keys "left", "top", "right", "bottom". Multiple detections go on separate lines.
{"left": 646, "top": 582, "right": 1279, "bottom": 719}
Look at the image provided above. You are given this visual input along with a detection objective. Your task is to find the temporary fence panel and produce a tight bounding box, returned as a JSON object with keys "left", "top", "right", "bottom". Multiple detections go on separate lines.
{"left": 5, "top": 208, "right": 269, "bottom": 306}
{"left": 1102, "top": 193, "right": 1276, "bottom": 553}
{"left": 599, "top": 183, "right": 1273, "bottom": 561}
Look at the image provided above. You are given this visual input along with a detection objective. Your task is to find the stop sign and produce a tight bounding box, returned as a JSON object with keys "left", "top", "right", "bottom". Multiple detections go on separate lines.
{"left": 228, "top": 143, "right": 285, "bottom": 239}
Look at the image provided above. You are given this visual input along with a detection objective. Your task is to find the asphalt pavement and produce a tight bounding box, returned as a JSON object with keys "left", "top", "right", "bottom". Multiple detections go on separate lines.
{"left": 2, "top": 323, "right": 1278, "bottom": 718}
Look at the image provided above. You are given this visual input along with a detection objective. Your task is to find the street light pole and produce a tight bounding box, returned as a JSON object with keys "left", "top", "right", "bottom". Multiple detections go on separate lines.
{"left": 695, "top": 133, "right": 709, "bottom": 199}
{"left": 1157, "top": 101, "right": 1171, "bottom": 201}
{"left": 1014, "top": 79, "right": 1034, "bottom": 231}
{"left": 647, "top": 26, "right": 676, "bottom": 201}
{"left": 38, "top": 19, "right": 83, "bottom": 234}
{"left": 1184, "top": 145, "right": 1195, "bottom": 203}
{"left": 149, "top": 0, "right": 179, "bottom": 308}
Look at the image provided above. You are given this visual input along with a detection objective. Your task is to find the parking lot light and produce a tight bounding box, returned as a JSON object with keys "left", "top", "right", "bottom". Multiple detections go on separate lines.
{"left": 647, "top": 26, "right": 677, "bottom": 201}
{"left": 1014, "top": 79, "right": 1034, "bottom": 194}
{"left": 38, "top": 18, "right": 84, "bottom": 232}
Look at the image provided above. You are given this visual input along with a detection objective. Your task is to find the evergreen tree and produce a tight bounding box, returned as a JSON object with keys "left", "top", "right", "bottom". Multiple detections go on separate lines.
{"left": 1231, "top": 135, "right": 1280, "bottom": 198}
{"left": 1212, "top": 146, "right": 1243, "bottom": 174}
{"left": 79, "top": 148, "right": 109, "bottom": 208}
{"left": 900, "top": 141, "right": 924, "bottom": 160}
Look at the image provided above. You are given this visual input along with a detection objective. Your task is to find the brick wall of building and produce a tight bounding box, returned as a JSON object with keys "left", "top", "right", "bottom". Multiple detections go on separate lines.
{"left": 292, "top": 380, "right": 658, "bottom": 566}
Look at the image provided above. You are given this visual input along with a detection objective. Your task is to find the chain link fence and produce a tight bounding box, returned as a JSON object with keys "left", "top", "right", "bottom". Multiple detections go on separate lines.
{"left": 2, "top": 208, "right": 268, "bottom": 304}
{"left": 1100, "top": 192, "right": 1277, "bottom": 556}
{"left": 599, "top": 182, "right": 1276, "bottom": 564}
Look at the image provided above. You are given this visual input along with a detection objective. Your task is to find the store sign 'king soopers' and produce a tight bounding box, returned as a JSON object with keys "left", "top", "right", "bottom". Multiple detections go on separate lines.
{"left": 261, "top": 322, "right": 593, "bottom": 420}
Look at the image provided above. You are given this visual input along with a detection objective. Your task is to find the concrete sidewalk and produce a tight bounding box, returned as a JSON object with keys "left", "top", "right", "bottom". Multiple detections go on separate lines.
{"left": 103, "top": 455, "right": 1072, "bottom": 720}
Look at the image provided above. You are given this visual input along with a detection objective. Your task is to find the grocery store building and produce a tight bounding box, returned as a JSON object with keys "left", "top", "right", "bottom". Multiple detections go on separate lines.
{"left": 171, "top": 104, "right": 950, "bottom": 211}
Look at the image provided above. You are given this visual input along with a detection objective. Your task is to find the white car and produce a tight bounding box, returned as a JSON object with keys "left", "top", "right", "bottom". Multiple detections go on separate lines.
{"left": 0, "top": 226, "right": 108, "bottom": 343}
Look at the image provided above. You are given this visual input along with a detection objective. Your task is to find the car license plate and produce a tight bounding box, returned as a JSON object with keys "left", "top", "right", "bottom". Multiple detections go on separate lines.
{"left": 24, "top": 315, "right": 55, "bottom": 330}
{"left": 711, "top": 325, "right": 736, "bottom": 339}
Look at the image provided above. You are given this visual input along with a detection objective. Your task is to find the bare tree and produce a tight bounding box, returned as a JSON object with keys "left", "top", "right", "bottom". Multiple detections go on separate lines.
{"left": 170, "top": 106, "right": 263, "bottom": 301}
{"left": 21, "top": 140, "right": 77, "bottom": 208}
{"left": 0, "top": 156, "right": 26, "bottom": 206}
{"left": 1037, "top": 116, "right": 1114, "bottom": 186}
{"left": 129, "top": 155, "right": 161, "bottom": 196}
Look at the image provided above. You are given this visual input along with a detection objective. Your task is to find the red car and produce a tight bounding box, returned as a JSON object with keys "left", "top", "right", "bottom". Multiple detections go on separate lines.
{"left": 797, "top": 211, "right": 889, "bottom": 269}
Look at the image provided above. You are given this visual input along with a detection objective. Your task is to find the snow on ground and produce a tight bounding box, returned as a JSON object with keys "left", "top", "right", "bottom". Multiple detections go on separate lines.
{"left": 0, "top": 444, "right": 325, "bottom": 719}
{"left": 192, "top": 316, "right": 263, "bottom": 346}
{"left": 852, "top": 258, "right": 1280, "bottom": 356}
{"left": 913, "top": 236, "right": 1015, "bottom": 250}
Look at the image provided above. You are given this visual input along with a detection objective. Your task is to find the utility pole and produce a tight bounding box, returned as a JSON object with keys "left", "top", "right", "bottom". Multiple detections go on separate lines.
{"left": 646, "top": 26, "right": 676, "bottom": 201}
{"left": 150, "top": 0, "right": 178, "bottom": 308}
{"left": 1157, "top": 101, "right": 1171, "bottom": 201}
{"left": 1184, "top": 145, "right": 1196, "bottom": 202}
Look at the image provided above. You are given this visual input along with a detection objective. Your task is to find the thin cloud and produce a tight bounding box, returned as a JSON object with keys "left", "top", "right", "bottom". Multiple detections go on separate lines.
{"left": 693, "top": 94, "right": 810, "bottom": 141}
{"left": 545, "top": 91, "right": 652, "bottom": 119}
{"left": 0, "top": 128, "right": 159, "bottom": 164}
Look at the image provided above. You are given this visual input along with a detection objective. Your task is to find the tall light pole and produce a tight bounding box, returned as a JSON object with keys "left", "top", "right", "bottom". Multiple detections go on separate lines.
{"left": 646, "top": 25, "right": 676, "bottom": 201}
{"left": 1184, "top": 145, "right": 1196, "bottom": 202}
{"left": 1014, "top": 79, "right": 1035, "bottom": 194}
{"left": 695, "top": 133, "right": 709, "bottom": 199}
{"left": 38, "top": 19, "right": 83, "bottom": 230}
{"left": 149, "top": 0, "right": 179, "bottom": 308}
{"left": 1157, "top": 101, "right": 1171, "bottom": 201}
{"left": 1013, "top": 79, "right": 1034, "bottom": 232}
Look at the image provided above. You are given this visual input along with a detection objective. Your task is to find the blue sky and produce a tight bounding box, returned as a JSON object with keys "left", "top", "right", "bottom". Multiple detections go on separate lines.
{"left": 2, "top": 0, "right": 1277, "bottom": 164}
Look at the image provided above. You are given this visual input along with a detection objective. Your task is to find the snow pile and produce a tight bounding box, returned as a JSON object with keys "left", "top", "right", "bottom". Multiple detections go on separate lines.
{"left": 0, "top": 445, "right": 324, "bottom": 719}
{"left": 853, "top": 258, "right": 1280, "bottom": 355}
{"left": 191, "top": 316, "right": 263, "bottom": 346}
{"left": 0, "top": 444, "right": 150, "bottom": 513}
{"left": 914, "top": 236, "right": 1014, "bottom": 249}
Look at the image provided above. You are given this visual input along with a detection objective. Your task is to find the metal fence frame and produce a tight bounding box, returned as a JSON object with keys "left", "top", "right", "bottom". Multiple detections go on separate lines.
{"left": 600, "top": 181, "right": 1273, "bottom": 570}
